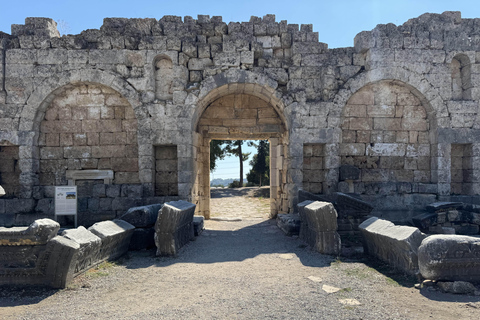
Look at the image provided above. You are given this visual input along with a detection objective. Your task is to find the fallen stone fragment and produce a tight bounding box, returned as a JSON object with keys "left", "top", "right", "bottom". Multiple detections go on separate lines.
{"left": 119, "top": 204, "right": 162, "bottom": 228}
{"left": 89, "top": 219, "right": 135, "bottom": 261}
{"left": 155, "top": 200, "right": 196, "bottom": 256}
{"left": 437, "top": 281, "right": 477, "bottom": 295}
{"left": 61, "top": 226, "right": 102, "bottom": 275}
{"left": 307, "top": 276, "right": 322, "bottom": 282}
{"left": 210, "top": 216, "right": 242, "bottom": 221}
{"left": 418, "top": 234, "right": 480, "bottom": 282}
{"left": 0, "top": 218, "right": 60, "bottom": 246}
{"left": 276, "top": 213, "right": 300, "bottom": 236}
{"left": 339, "top": 299, "right": 361, "bottom": 306}
{"left": 359, "top": 217, "right": 426, "bottom": 275}
{"left": 322, "top": 285, "right": 341, "bottom": 293}
{"left": 426, "top": 202, "right": 463, "bottom": 213}
{"left": 298, "top": 201, "right": 341, "bottom": 255}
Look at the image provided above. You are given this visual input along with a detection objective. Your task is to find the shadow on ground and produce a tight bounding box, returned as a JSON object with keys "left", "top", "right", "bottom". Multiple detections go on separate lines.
{"left": 125, "top": 219, "right": 334, "bottom": 270}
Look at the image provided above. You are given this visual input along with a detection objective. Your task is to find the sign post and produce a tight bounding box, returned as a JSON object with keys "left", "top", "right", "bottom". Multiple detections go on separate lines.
{"left": 55, "top": 186, "right": 78, "bottom": 227}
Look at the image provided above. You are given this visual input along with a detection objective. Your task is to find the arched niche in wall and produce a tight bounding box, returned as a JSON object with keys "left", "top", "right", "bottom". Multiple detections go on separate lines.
{"left": 154, "top": 56, "right": 173, "bottom": 101}
{"left": 451, "top": 54, "right": 472, "bottom": 101}
{"left": 38, "top": 83, "right": 140, "bottom": 186}
{"left": 340, "top": 80, "right": 432, "bottom": 196}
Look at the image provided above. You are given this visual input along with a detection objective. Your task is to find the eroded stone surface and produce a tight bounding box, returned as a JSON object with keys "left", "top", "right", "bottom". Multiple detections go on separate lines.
{"left": 298, "top": 200, "right": 341, "bottom": 255}
{"left": 89, "top": 219, "right": 135, "bottom": 261}
{"left": 120, "top": 204, "right": 163, "bottom": 228}
{"left": 0, "top": 218, "right": 59, "bottom": 245}
{"left": 418, "top": 234, "right": 480, "bottom": 282}
{"left": 359, "top": 217, "right": 426, "bottom": 275}
{"left": 154, "top": 200, "right": 195, "bottom": 256}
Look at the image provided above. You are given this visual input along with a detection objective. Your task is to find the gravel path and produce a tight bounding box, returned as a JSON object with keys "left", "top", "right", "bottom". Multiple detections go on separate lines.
{"left": 1, "top": 188, "right": 479, "bottom": 319}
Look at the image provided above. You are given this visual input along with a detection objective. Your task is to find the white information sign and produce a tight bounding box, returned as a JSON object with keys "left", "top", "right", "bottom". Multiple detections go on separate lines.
{"left": 55, "top": 186, "right": 78, "bottom": 227}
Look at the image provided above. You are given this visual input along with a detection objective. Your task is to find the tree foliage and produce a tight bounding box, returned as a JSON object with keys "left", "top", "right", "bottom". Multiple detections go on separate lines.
{"left": 246, "top": 140, "right": 269, "bottom": 186}
{"left": 210, "top": 140, "right": 227, "bottom": 171}
{"left": 223, "top": 140, "right": 251, "bottom": 186}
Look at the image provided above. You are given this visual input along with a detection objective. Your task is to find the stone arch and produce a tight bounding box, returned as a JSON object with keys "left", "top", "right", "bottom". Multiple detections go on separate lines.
{"left": 330, "top": 67, "right": 450, "bottom": 208}
{"left": 20, "top": 68, "right": 143, "bottom": 132}
{"left": 450, "top": 53, "right": 472, "bottom": 100}
{"left": 193, "top": 69, "right": 287, "bottom": 132}
{"left": 339, "top": 80, "right": 432, "bottom": 196}
{"left": 332, "top": 67, "right": 445, "bottom": 133}
{"left": 192, "top": 69, "right": 290, "bottom": 218}
{"left": 37, "top": 82, "right": 140, "bottom": 186}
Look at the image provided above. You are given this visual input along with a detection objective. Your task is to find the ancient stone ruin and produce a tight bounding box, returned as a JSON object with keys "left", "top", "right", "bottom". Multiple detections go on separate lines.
{"left": 1, "top": 11, "right": 480, "bottom": 228}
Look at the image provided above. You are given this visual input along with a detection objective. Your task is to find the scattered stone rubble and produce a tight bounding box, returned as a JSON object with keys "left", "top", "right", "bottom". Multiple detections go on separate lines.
{"left": 413, "top": 202, "right": 480, "bottom": 235}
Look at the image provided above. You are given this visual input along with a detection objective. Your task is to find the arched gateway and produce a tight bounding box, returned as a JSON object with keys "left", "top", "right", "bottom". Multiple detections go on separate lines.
{"left": 192, "top": 72, "right": 289, "bottom": 218}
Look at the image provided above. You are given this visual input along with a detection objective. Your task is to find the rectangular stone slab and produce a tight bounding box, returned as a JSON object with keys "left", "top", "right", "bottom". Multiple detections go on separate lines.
{"left": 418, "top": 235, "right": 480, "bottom": 282}
{"left": 359, "top": 217, "right": 426, "bottom": 275}
{"left": 88, "top": 219, "right": 134, "bottom": 261}
{"left": 154, "top": 200, "right": 195, "bottom": 256}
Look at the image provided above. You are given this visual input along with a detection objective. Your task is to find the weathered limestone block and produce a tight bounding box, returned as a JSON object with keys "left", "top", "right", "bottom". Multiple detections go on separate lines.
{"left": 298, "top": 201, "right": 341, "bottom": 255}
{"left": 154, "top": 200, "right": 195, "bottom": 256}
{"left": 418, "top": 235, "right": 480, "bottom": 282}
{"left": 119, "top": 204, "right": 163, "bottom": 228}
{"left": 359, "top": 217, "right": 426, "bottom": 275}
{"left": 0, "top": 218, "right": 59, "bottom": 245}
{"left": 61, "top": 226, "right": 102, "bottom": 275}
{"left": 88, "top": 219, "right": 134, "bottom": 261}
{"left": 276, "top": 213, "right": 301, "bottom": 236}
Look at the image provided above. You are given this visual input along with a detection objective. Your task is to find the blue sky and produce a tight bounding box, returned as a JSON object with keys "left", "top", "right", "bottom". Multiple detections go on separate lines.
{"left": 2, "top": 0, "right": 479, "bottom": 180}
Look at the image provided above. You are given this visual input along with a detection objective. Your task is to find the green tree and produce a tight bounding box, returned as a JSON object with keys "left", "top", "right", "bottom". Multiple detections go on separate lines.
{"left": 210, "top": 140, "right": 227, "bottom": 171}
{"left": 247, "top": 140, "right": 269, "bottom": 186}
{"left": 223, "top": 140, "right": 251, "bottom": 186}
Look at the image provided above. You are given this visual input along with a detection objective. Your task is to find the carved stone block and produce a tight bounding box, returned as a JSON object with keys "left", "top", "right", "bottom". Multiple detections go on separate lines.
{"left": 61, "top": 226, "right": 102, "bottom": 275}
{"left": 360, "top": 217, "right": 426, "bottom": 275}
{"left": 154, "top": 200, "right": 195, "bottom": 256}
{"left": 298, "top": 200, "right": 341, "bottom": 255}
{"left": 88, "top": 219, "right": 135, "bottom": 261}
{"left": 418, "top": 235, "right": 480, "bottom": 282}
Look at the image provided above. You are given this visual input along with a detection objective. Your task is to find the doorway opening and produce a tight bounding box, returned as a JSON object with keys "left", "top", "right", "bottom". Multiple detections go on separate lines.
{"left": 209, "top": 139, "right": 271, "bottom": 220}
{"left": 193, "top": 90, "right": 289, "bottom": 219}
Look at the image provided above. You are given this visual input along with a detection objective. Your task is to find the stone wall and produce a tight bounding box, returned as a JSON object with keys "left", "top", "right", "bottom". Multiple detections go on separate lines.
{"left": 2, "top": 12, "right": 480, "bottom": 225}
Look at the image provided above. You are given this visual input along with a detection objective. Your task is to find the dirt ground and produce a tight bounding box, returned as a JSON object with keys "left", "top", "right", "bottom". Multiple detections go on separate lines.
{"left": 1, "top": 187, "right": 480, "bottom": 319}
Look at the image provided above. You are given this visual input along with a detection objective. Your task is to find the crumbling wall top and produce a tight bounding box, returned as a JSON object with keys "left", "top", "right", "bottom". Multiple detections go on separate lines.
{"left": 354, "top": 11, "right": 480, "bottom": 52}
